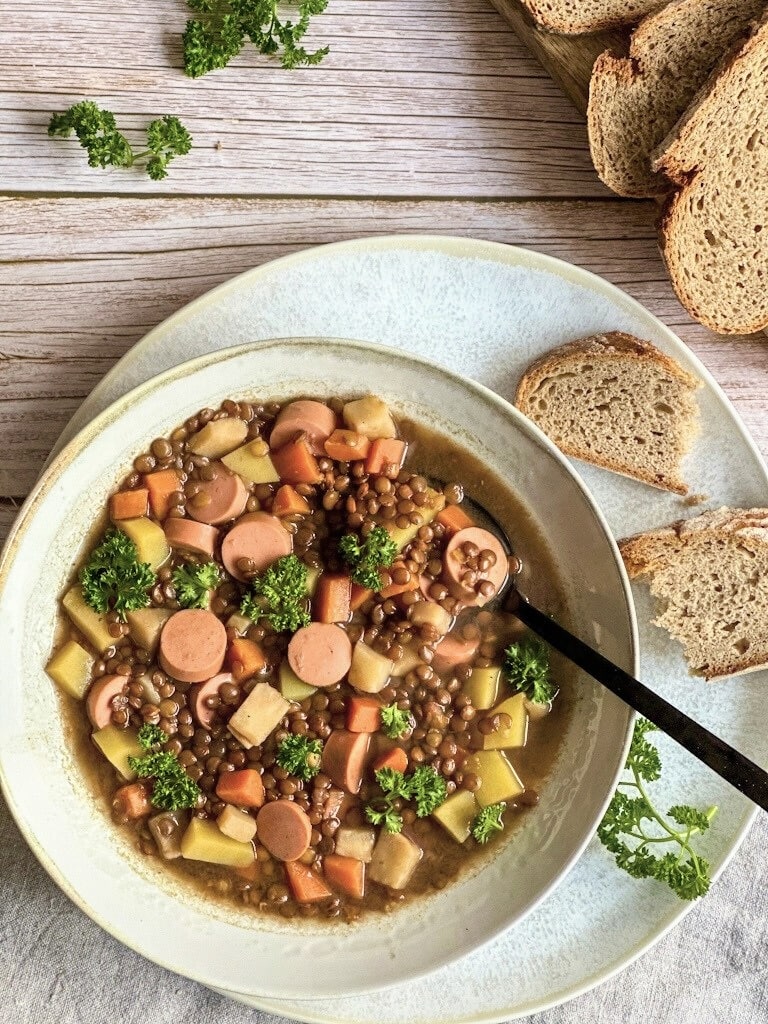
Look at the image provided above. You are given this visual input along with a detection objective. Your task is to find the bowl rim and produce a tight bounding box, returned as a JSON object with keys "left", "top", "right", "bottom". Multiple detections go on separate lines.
{"left": 0, "top": 335, "right": 638, "bottom": 996}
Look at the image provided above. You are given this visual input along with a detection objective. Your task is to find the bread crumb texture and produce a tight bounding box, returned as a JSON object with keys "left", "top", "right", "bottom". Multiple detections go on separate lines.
{"left": 515, "top": 332, "right": 701, "bottom": 494}
{"left": 620, "top": 508, "right": 768, "bottom": 679}
{"left": 520, "top": 0, "right": 664, "bottom": 33}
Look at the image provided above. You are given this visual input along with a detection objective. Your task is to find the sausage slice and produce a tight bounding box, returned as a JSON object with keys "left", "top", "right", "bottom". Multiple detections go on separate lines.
{"left": 189, "top": 672, "right": 233, "bottom": 728}
{"left": 431, "top": 632, "right": 480, "bottom": 674}
{"left": 321, "top": 730, "right": 371, "bottom": 794}
{"left": 164, "top": 518, "right": 219, "bottom": 559}
{"left": 221, "top": 512, "right": 292, "bottom": 582}
{"left": 442, "top": 526, "right": 509, "bottom": 608}
{"left": 288, "top": 623, "right": 352, "bottom": 687}
{"left": 187, "top": 463, "right": 248, "bottom": 526}
{"left": 256, "top": 800, "right": 312, "bottom": 861}
{"left": 86, "top": 674, "right": 129, "bottom": 730}
{"left": 159, "top": 609, "right": 227, "bottom": 683}
{"left": 269, "top": 400, "right": 336, "bottom": 455}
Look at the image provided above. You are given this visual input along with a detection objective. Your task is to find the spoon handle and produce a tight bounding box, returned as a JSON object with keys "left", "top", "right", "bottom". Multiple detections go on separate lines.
{"left": 508, "top": 592, "right": 768, "bottom": 813}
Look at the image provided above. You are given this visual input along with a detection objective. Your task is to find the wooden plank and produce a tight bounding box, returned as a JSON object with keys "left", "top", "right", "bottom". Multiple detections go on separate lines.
{"left": 1, "top": 196, "right": 765, "bottom": 500}
{"left": 0, "top": 0, "right": 607, "bottom": 197}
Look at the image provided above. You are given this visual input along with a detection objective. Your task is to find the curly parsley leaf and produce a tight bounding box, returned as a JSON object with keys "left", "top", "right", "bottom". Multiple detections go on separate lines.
{"left": 364, "top": 765, "right": 447, "bottom": 833}
{"left": 339, "top": 525, "right": 398, "bottom": 591}
{"left": 503, "top": 637, "right": 557, "bottom": 705}
{"left": 380, "top": 703, "right": 413, "bottom": 739}
{"left": 144, "top": 115, "right": 193, "bottom": 181}
{"left": 597, "top": 718, "right": 717, "bottom": 901}
{"left": 471, "top": 802, "right": 505, "bottom": 844}
{"left": 240, "top": 554, "right": 310, "bottom": 633}
{"left": 172, "top": 561, "right": 221, "bottom": 609}
{"left": 79, "top": 528, "right": 156, "bottom": 621}
{"left": 364, "top": 803, "right": 404, "bottom": 834}
{"left": 407, "top": 765, "right": 447, "bottom": 817}
{"left": 128, "top": 751, "right": 201, "bottom": 811}
{"left": 275, "top": 734, "right": 322, "bottom": 781}
{"left": 137, "top": 724, "right": 167, "bottom": 751}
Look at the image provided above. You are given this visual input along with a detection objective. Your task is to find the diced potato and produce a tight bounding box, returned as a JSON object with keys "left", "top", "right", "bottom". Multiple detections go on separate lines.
{"left": 391, "top": 644, "right": 422, "bottom": 678}
{"left": 62, "top": 586, "right": 115, "bottom": 653}
{"left": 279, "top": 660, "right": 317, "bottom": 702}
{"left": 148, "top": 810, "right": 188, "bottom": 859}
{"left": 464, "top": 666, "right": 502, "bottom": 710}
{"left": 481, "top": 693, "right": 528, "bottom": 750}
{"left": 525, "top": 696, "right": 553, "bottom": 721}
{"left": 119, "top": 517, "right": 171, "bottom": 571}
{"left": 432, "top": 789, "right": 478, "bottom": 843}
{"left": 126, "top": 607, "right": 173, "bottom": 655}
{"left": 409, "top": 601, "right": 452, "bottom": 636}
{"left": 180, "top": 817, "right": 254, "bottom": 868}
{"left": 342, "top": 396, "right": 397, "bottom": 439}
{"left": 226, "top": 612, "right": 253, "bottom": 637}
{"left": 305, "top": 565, "right": 321, "bottom": 597}
{"left": 227, "top": 683, "right": 290, "bottom": 748}
{"left": 368, "top": 830, "right": 422, "bottom": 889}
{"left": 188, "top": 418, "right": 248, "bottom": 458}
{"left": 217, "top": 805, "right": 257, "bottom": 843}
{"left": 92, "top": 725, "right": 144, "bottom": 781}
{"left": 222, "top": 443, "right": 280, "bottom": 484}
{"left": 335, "top": 825, "right": 377, "bottom": 863}
{"left": 386, "top": 488, "right": 445, "bottom": 550}
{"left": 46, "top": 639, "right": 94, "bottom": 699}
{"left": 348, "top": 641, "right": 394, "bottom": 694}
{"left": 463, "top": 750, "right": 525, "bottom": 807}
{"left": 135, "top": 673, "right": 162, "bottom": 705}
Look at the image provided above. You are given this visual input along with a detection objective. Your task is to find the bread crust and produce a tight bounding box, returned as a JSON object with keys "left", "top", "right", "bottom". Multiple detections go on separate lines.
{"left": 519, "top": 0, "right": 665, "bottom": 33}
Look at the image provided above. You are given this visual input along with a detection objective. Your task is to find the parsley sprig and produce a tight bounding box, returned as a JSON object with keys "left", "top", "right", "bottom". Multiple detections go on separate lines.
{"left": 365, "top": 766, "right": 448, "bottom": 833}
{"left": 275, "top": 734, "right": 323, "bottom": 781}
{"left": 183, "top": 0, "right": 330, "bottom": 78}
{"left": 503, "top": 637, "right": 557, "bottom": 705}
{"left": 471, "top": 802, "right": 505, "bottom": 844}
{"left": 48, "top": 103, "right": 192, "bottom": 180}
{"left": 598, "top": 719, "right": 717, "bottom": 900}
{"left": 129, "top": 724, "right": 201, "bottom": 811}
{"left": 79, "top": 528, "right": 156, "bottom": 621}
{"left": 380, "top": 703, "right": 413, "bottom": 740}
{"left": 172, "top": 562, "right": 221, "bottom": 609}
{"left": 339, "top": 525, "right": 398, "bottom": 592}
{"left": 240, "top": 554, "right": 311, "bottom": 633}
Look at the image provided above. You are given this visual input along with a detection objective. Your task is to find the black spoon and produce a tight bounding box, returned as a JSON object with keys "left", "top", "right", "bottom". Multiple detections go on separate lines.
{"left": 458, "top": 493, "right": 768, "bottom": 813}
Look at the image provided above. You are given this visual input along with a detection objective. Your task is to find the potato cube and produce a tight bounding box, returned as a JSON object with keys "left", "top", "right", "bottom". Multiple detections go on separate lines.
{"left": 368, "top": 831, "right": 422, "bottom": 889}
{"left": 463, "top": 751, "right": 524, "bottom": 807}
{"left": 62, "top": 586, "right": 115, "bottom": 653}
{"left": 279, "top": 660, "right": 317, "bottom": 702}
{"left": 188, "top": 418, "right": 248, "bottom": 458}
{"left": 92, "top": 726, "right": 144, "bottom": 781}
{"left": 348, "top": 641, "right": 394, "bottom": 694}
{"left": 46, "top": 639, "right": 94, "bottom": 699}
{"left": 227, "top": 683, "right": 290, "bottom": 748}
{"left": 126, "top": 607, "right": 173, "bottom": 655}
{"left": 222, "top": 443, "right": 280, "bottom": 484}
{"left": 409, "top": 601, "right": 452, "bottom": 636}
{"left": 119, "top": 517, "right": 171, "bottom": 571}
{"left": 181, "top": 817, "right": 254, "bottom": 868}
{"left": 342, "top": 396, "right": 397, "bottom": 439}
{"left": 464, "top": 666, "right": 501, "bottom": 710}
{"left": 217, "top": 805, "right": 257, "bottom": 843}
{"left": 225, "top": 612, "right": 253, "bottom": 637}
{"left": 481, "top": 693, "right": 528, "bottom": 750}
{"left": 335, "top": 825, "right": 377, "bottom": 863}
{"left": 432, "top": 790, "right": 478, "bottom": 843}
{"left": 386, "top": 488, "right": 445, "bottom": 550}
{"left": 391, "top": 644, "right": 422, "bottom": 678}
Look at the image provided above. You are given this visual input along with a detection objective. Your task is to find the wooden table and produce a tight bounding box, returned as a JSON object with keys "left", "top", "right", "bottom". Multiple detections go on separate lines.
{"left": 2, "top": 2, "right": 767, "bottom": 1021}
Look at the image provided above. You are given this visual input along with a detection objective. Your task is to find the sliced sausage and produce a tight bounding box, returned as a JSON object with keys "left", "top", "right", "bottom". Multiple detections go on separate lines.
{"left": 159, "top": 609, "right": 227, "bottom": 683}
{"left": 288, "top": 623, "right": 352, "bottom": 687}
{"left": 431, "top": 632, "right": 480, "bottom": 674}
{"left": 164, "top": 518, "right": 218, "bottom": 559}
{"left": 221, "top": 512, "right": 292, "bottom": 582}
{"left": 321, "top": 730, "right": 371, "bottom": 794}
{"left": 189, "top": 672, "right": 232, "bottom": 728}
{"left": 187, "top": 463, "right": 248, "bottom": 526}
{"left": 256, "top": 800, "right": 312, "bottom": 861}
{"left": 269, "top": 400, "right": 337, "bottom": 455}
{"left": 86, "top": 674, "right": 129, "bottom": 730}
{"left": 442, "top": 526, "right": 509, "bottom": 608}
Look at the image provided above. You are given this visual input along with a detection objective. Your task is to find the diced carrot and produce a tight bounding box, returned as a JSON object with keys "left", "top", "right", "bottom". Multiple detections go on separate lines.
{"left": 233, "top": 860, "right": 261, "bottom": 882}
{"left": 346, "top": 695, "right": 382, "bottom": 734}
{"left": 143, "top": 469, "right": 182, "bottom": 520}
{"left": 324, "top": 429, "right": 371, "bottom": 463}
{"left": 350, "top": 584, "right": 373, "bottom": 611}
{"left": 112, "top": 781, "right": 152, "bottom": 820}
{"left": 365, "top": 438, "right": 407, "bottom": 475}
{"left": 436, "top": 504, "right": 475, "bottom": 537}
{"left": 284, "top": 861, "right": 333, "bottom": 904}
{"left": 379, "top": 565, "right": 420, "bottom": 600}
{"left": 372, "top": 746, "right": 409, "bottom": 774}
{"left": 215, "top": 768, "right": 266, "bottom": 808}
{"left": 110, "top": 488, "right": 149, "bottom": 521}
{"left": 272, "top": 484, "right": 311, "bottom": 518}
{"left": 271, "top": 437, "right": 323, "bottom": 485}
{"left": 324, "top": 854, "right": 365, "bottom": 899}
{"left": 314, "top": 573, "right": 352, "bottom": 624}
{"left": 226, "top": 637, "right": 267, "bottom": 682}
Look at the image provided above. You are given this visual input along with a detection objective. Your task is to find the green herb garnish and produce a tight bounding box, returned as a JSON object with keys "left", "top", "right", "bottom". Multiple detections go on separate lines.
{"left": 503, "top": 637, "right": 557, "bottom": 705}
{"left": 471, "top": 802, "right": 505, "bottom": 844}
{"left": 339, "top": 525, "right": 398, "bottom": 591}
{"left": 240, "top": 554, "right": 311, "bottom": 632}
{"left": 128, "top": 752, "right": 201, "bottom": 811}
{"left": 380, "top": 703, "right": 413, "bottom": 739}
{"left": 407, "top": 764, "right": 448, "bottom": 818}
{"left": 364, "top": 765, "right": 448, "bottom": 833}
{"left": 183, "top": 0, "right": 330, "bottom": 79}
{"left": 48, "top": 102, "right": 191, "bottom": 180}
{"left": 79, "top": 528, "right": 156, "bottom": 621}
{"left": 137, "top": 724, "right": 167, "bottom": 751}
{"left": 275, "top": 734, "right": 323, "bottom": 781}
{"left": 172, "top": 562, "right": 221, "bottom": 609}
{"left": 598, "top": 719, "right": 717, "bottom": 900}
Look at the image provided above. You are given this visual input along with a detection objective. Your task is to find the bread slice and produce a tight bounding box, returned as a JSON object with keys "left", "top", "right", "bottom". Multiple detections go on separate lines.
{"left": 519, "top": 0, "right": 666, "bottom": 34}
{"left": 620, "top": 508, "right": 768, "bottom": 678}
{"left": 653, "top": 14, "right": 768, "bottom": 334}
{"left": 588, "top": 0, "right": 765, "bottom": 198}
{"left": 514, "top": 332, "right": 700, "bottom": 494}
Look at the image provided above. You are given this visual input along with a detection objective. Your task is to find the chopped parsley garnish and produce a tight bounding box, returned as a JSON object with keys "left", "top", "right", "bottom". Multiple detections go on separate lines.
{"left": 364, "top": 765, "right": 448, "bottom": 833}
{"left": 172, "top": 561, "right": 221, "bottom": 609}
{"left": 79, "top": 528, "right": 156, "bottom": 621}
{"left": 128, "top": 751, "right": 201, "bottom": 811}
{"left": 380, "top": 703, "right": 413, "bottom": 739}
{"left": 275, "top": 734, "right": 322, "bottom": 781}
{"left": 338, "top": 525, "right": 398, "bottom": 591}
{"left": 503, "top": 637, "right": 557, "bottom": 705}
{"left": 471, "top": 802, "right": 505, "bottom": 844}
{"left": 407, "top": 764, "right": 448, "bottom": 817}
{"left": 598, "top": 719, "right": 717, "bottom": 900}
{"left": 240, "top": 554, "right": 311, "bottom": 633}
{"left": 137, "top": 724, "right": 167, "bottom": 751}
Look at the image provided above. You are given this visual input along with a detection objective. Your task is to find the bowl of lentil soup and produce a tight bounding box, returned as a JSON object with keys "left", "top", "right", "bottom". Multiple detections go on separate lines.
{"left": 0, "top": 338, "right": 636, "bottom": 997}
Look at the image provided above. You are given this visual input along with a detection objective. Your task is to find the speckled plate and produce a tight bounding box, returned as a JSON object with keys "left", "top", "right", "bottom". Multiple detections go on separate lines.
{"left": 51, "top": 236, "right": 768, "bottom": 1021}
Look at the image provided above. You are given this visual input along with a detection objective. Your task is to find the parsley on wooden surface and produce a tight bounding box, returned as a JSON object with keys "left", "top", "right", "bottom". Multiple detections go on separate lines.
{"left": 48, "top": 103, "right": 192, "bottom": 180}
{"left": 275, "top": 735, "right": 323, "bottom": 781}
{"left": 240, "top": 554, "right": 311, "bottom": 632}
{"left": 172, "top": 562, "right": 221, "bottom": 609}
{"left": 380, "top": 703, "right": 413, "bottom": 739}
{"left": 339, "top": 525, "right": 398, "bottom": 591}
{"left": 79, "top": 528, "right": 155, "bottom": 621}
{"left": 598, "top": 719, "right": 717, "bottom": 900}
{"left": 503, "top": 637, "right": 557, "bottom": 705}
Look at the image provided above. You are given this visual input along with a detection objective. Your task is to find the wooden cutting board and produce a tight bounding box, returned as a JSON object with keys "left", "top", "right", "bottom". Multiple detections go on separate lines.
{"left": 488, "top": 0, "right": 626, "bottom": 115}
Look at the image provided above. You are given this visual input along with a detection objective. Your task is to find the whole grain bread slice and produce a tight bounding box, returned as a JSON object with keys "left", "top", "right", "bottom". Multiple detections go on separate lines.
{"left": 519, "top": 0, "right": 666, "bottom": 34}
{"left": 653, "top": 13, "right": 768, "bottom": 334}
{"left": 514, "top": 332, "right": 700, "bottom": 494}
{"left": 588, "top": 0, "right": 765, "bottom": 198}
{"left": 620, "top": 508, "right": 768, "bottom": 678}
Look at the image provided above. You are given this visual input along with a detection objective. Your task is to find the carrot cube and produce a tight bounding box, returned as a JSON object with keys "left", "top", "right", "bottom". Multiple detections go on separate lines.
{"left": 272, "top": 484, "right": 311, "bottom": 518}
{"left": 365, "top": 438, "right": 407, "bottom": 475}
{"left": 372, "top": 746, "right": 409, "bottom": 774}
{"left": 110, "top": 488, "right": 149, "bottom": 522}
{"left": 284, "top": 861, "right": 333, "bottom": 903}
{"left": 436, "top": 505, "right": 475, "bottom": 536}
{"left": 324, "top": 429, "right": 371, "bottom": 463}
{"left": 346, "top": 695, "right": 382, "bottom": 734}
{"left": 143, "top": 469, "right": 181, "bottom": 520}
{"left": 112, "top": 781, "right": 152, "bottom": 820}
{"left": 378, "top": 565, "right": 419, "bottom": 600}
{"left": 350, "top": 584, "right": 374, "bottom": 611}
{"left": 324, "top": 854, "right": 365, "bottom": 899}
{"left": 271, "top": 438, "right": 323, "bottom": 485}
{"left": 314, "top": 574, "right": 352, "bottom": 624}
{"left": 215, "top": 768, "right": 266, "bottom": 808}
{"left": 226, "top": 637, "right": 267, "bottom": 682}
